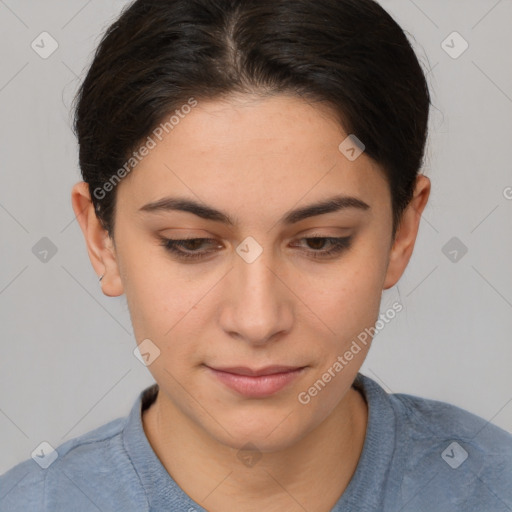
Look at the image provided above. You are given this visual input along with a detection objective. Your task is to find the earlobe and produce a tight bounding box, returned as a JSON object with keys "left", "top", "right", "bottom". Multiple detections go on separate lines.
{"left": 382, "top": 174, "right": 431, "bottom": 290}
{"left": 71, "top": 181, "right": 124, "bottom": 297}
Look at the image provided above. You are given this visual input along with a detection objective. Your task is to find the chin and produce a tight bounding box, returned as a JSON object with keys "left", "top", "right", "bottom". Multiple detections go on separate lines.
{"left": 204, "top": 409, "right": 311, "bottom": 454}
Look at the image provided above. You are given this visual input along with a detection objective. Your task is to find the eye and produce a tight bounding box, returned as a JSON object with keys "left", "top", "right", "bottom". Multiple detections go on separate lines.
{"left": 159, "top": 237, "right": 222, "bottom": 261}
{"left": 158, "top": 235, "right": 353, "bottom": 261}
{"left": 291, "top": 236, "right": 353, "bottom": 259}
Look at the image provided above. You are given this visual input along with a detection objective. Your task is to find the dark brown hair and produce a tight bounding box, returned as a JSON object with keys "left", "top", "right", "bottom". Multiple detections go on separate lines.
{"left": 72, "top": 0, "right": 432, "bottom": 241}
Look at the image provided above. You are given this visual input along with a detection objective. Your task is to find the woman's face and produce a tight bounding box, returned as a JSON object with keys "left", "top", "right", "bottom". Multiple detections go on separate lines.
{"left": 80, "top": 94, "right": 426, "bottom": 451}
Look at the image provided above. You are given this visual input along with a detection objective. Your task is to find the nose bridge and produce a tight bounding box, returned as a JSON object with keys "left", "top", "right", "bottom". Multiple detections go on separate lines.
{"left": 239, "top": 248, "right": 276, "bottom": 299}
{"left": 235, "top": 234, "right": 277, "bottom": 291}
{"left": 223, "top": 239, "right": 292, "bottom": 344}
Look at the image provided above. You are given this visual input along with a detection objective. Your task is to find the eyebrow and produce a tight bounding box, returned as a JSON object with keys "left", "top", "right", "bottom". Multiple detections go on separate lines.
{"left": 138, "top": 194, "right": 370, "bottom": 226}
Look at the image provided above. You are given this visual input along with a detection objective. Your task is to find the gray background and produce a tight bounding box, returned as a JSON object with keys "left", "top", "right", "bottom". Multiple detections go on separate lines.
{"left": 1, "top": 0, "right": 511, "bottom": 475}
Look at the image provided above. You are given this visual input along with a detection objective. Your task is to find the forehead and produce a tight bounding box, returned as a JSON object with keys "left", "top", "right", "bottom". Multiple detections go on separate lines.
{"left": 117, "top": 94, "right": 389, "bottom": 220}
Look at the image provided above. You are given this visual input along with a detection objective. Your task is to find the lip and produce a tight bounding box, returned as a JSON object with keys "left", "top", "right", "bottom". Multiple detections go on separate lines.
{"left": 205, "top": 365, "right": 306, "bottom": 398}
{"left": 210, "top": 365, "right": 304, "bottom": 377}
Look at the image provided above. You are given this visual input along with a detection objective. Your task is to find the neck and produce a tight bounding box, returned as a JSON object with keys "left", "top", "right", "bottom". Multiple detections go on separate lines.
{"left": 142, "top": 385, "right": 367, "bottom": 512}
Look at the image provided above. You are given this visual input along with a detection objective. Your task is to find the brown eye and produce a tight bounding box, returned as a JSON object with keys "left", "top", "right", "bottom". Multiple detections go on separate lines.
{"left": 159, "top": 238, "right": 222, "bottom": 261}
{"left": 293, "top": 236, "right": 353, "bottom": 259}
{"left": 159, "top": 236, "right": 353, "bottom": 262}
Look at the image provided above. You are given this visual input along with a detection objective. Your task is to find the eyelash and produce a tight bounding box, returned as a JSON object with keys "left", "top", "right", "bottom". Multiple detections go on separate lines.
{"left": 158, "top": 236, "right": 353, "bottom": 261}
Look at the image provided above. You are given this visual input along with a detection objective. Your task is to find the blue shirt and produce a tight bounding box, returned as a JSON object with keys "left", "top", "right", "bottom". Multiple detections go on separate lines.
{"left": 1, "top": 372, "right": 511, "bottom": 511}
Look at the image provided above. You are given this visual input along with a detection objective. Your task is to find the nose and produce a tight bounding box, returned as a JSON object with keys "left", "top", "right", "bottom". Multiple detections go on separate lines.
{"left": 219, "top": 248, "right": 294, "bottom": 346}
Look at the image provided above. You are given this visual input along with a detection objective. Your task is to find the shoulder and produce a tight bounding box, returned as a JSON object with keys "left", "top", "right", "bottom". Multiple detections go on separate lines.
{"left": 0, "top": 456, "right": 46, "bottom": 511}
{"left": 391, "top": 390, "right": 512, "bottom": 457}
{"left": 388, "top": 390, "right": 512, "bottom": 511}
{"left": 0, "top": 415, "right": 147, "bottom": 511}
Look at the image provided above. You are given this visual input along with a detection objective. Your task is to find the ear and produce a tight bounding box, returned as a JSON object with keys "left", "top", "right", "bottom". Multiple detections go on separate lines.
{"left": 382, "top": 174, "right": 431, "bottom": 290}
{"left": 71, "top": 182, "right": 124, "bottom": 297}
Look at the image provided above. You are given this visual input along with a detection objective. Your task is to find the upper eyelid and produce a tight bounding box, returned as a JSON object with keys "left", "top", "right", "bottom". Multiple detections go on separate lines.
{"left": 163, "top": 235, "right": 349, "bottom": 242}
{"left": 161, "top": 235, "right": 352, "bottom": 250}
{"left": 159, "top": 228, "right": 352, "bottom": 239}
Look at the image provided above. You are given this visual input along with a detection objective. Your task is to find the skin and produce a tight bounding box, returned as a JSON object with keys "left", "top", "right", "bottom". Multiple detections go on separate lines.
{"left": 72, "top": 93, "right": 430, "bottom": 512}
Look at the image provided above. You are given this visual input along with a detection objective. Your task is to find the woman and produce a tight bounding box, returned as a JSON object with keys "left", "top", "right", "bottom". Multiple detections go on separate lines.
{"left": 1, "top": 0, "right": 511, "bottom": 510}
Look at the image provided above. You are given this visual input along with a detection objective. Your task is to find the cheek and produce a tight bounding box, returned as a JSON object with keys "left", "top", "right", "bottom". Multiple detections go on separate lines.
{"left": 309, "top": 254, "right": 384, "bottom": 333}
{"left": 124, "top": 266, "right": 216, "bottom": 380}
{"left": 119, "top": 233, "right": 200, "bottom": 334}
{"left": 128, "top": 277, "right": 197, "bottom": 345}
{"left": 302, "top": 268, "right": 385, "bottom": 377}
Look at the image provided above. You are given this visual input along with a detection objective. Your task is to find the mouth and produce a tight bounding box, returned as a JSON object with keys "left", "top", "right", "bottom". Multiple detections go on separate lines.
{"left": 204, "top": 364, "right": 307, "bottom": 398}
